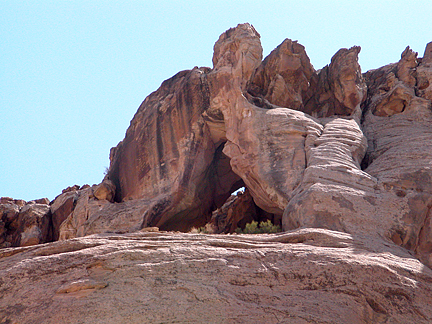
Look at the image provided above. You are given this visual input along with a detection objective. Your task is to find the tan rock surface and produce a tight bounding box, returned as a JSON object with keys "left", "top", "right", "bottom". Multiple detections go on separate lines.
{"left": 58, "top": 188, "right": 147, "bottom": 240}
{"left": 360, "top": 45, "right": 432, "bottom": 267}
{"left": 280, "top": 43, "right": 432, "bottom": 268}
{"left": 3, "top": 23, "right": 432, "bottom": 323}
{"left": 106, "top": 66, "right": 236, "bottom": 232}
{"left": 210, "top": 25, "right": 320, "bottom": 216}
{"left": 51, "top": 190, "right": 77, "bottom": 241}
{"left": 14, "top": 203, "right": 51, "bottom": 247}
{"left": 93, "top": 179, "right": 116, "bottom": 202}
{"left": 1, "top": 229, "right": 432, "bottom": 324}
{"left": 48, "top": 25, "right": 432, "bottom": 274}
{"left": 282, "top": 116, "right": 378, "bottom": 234}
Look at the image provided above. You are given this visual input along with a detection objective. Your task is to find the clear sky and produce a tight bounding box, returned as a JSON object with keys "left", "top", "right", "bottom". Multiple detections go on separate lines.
{"left": 1, "top": 1, "right": 431, "bottom": 201}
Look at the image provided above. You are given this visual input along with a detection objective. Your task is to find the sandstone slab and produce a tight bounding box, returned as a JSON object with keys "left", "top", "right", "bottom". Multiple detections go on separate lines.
{"left": 1, "top": 229, "right": 432, "bottom": 323}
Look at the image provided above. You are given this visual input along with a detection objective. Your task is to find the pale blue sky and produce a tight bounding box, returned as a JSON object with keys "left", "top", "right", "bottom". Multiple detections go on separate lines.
{"left": 1, "top": 1, "right": 431, "bottom": 201}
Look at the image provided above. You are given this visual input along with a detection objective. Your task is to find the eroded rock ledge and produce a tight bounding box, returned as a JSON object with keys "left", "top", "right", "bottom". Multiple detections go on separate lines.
{"left": 1, "top": 229, "right": 432, "bottom": 323}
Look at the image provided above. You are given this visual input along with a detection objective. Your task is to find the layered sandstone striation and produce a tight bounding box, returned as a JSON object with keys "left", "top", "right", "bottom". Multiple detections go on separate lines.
{"left": 2, "top": 23, "right": 432, "bottom": 322}
{"left": 1, "top": 230, "right": 432, "bottom": 323}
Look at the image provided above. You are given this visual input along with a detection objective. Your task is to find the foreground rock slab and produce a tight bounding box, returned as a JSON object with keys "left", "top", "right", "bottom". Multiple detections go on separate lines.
{"left": 1, "top": 229, "right": 432, "bottom": 323}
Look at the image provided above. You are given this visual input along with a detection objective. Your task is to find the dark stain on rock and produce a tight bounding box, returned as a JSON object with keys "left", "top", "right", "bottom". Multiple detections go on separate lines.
{"left": 312, "top": 211, "right": 345, "bottom": 232}
{"left": 332, "top": 196, "right": 355, "bottom": 211}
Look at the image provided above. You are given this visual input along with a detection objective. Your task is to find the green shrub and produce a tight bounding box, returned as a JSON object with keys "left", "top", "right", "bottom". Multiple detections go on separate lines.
{"left": 235, "top": 220, "right": 281, "bottom": 234}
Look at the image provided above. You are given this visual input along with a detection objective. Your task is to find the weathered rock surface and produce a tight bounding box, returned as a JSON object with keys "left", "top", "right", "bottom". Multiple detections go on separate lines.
{"left": 280, "top": 43, "right": 432, "bottom": 270}
{"left": 105, "top": 66, "right": 242, "bottom": 232}
{"left": 50, "top": 189, "right": 79, "bottom": 241}
{"left": 247, "top": 38, "right": 315, "bottom": 110}
{"left": 360, "top": 45, "right": 432, "bottom": 267}
{"left": 0, "top": 198, "right": 51, "bottom": 248}
{"left": 14, "top": 203, "right": 51, "bottom": 247}
{"left": 3, "top": 22, "right": 432, "bottom": 323}
{"left": 303, "top": 46, "right": 367, "bottom": 117}
{"left": 1, "top": 229, "right": 432, "bottom": 324}
{"left": 36, "top": 24, "right": 430, "bottom": 274}
{"left": 53, "top": 180, "right": 144, "bottom": 240}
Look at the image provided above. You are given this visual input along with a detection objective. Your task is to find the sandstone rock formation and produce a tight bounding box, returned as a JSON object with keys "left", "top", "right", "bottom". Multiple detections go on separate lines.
{"left": 360, "top": 45, "right": 432, "bottom": 267}
{"left": 98, "top": 23, "right": 370, "bottom": 238}
{"left": 2, "top": 229, "right": 432, "bottom": 323}
{"left": 5, "top": 23, "right": 427, "bottom": 269}
{"left": 247, "top": 38, "right": 315, "bottom": 110}
{"left": 0, "top": 197, "right": 51, "bottom": 248}
{"left": 2, "top": 23, "right": 432, "bottom": 322}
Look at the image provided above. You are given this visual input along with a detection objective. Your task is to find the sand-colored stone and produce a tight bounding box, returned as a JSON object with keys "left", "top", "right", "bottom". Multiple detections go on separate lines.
{"left": 1, "top": 230, "right": 432, "bottom": 323}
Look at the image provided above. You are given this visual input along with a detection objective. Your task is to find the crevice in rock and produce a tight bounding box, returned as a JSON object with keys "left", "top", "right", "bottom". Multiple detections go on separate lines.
{"left": 210, "top": 142, "right": 245, "bottom": 210}
{"left": 243, "top": 91, "right": 277, "bottom": 109}
{"left": 209, "top": 185, "right": 279, "bottom": 234}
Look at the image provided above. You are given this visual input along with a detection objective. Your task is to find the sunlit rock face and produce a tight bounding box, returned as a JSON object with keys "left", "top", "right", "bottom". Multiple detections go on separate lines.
{"left": 50, "top": 24, "right": 432, "bottom": 271}
{"left": 4, "top": 22, "right": 432, "bottom": 273}
{"left": 3, "top": 23, "right": 432, "bottom": 323}
{"left": 2, "top": 230, "right": 432, "bottom": 323}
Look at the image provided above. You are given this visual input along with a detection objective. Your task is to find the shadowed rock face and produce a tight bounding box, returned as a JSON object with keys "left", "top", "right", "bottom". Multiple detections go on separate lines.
{"left": 303, "top": 46, "right": 367, "bottom": 117}
{"left": 0, "top": 198, "right": 52, "bottom": 248}
{"left": 104, "top": 24, "right": 262, "bottom": 231}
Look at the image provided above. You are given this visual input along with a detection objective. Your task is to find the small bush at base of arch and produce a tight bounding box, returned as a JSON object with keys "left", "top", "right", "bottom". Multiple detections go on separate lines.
{"left": 235, "top": 220, "right": 281, "bottom": 234}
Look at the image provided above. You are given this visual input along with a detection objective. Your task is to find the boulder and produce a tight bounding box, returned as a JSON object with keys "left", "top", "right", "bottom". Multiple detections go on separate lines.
{"left": 51, "top": 190, "right": 78, "bottom": 241}
{"left": 247, "top": 38, "right": 315, "bottom": 110}
{"left": 27, "top": 198, "right": 50, "bottom": 205}
{"left": 93, "top": 179, "right": 116, "bottom": 202}
{"left": 0, "top": 197, "right": 25, "bottom": 207}
{"left": 51, "top": 181, "right": 117, "bottom": 241}
{"left": 1, "top": 198, "right": 52, "bottom": 248}
{"left": 14, "top": 203, "right": 51, "bottom": 247}
{"left": 303, "top": 46, "right": 367, "bottom": 117}
{"left": 58, "top": 190, "right": 146, "bottom": 240}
